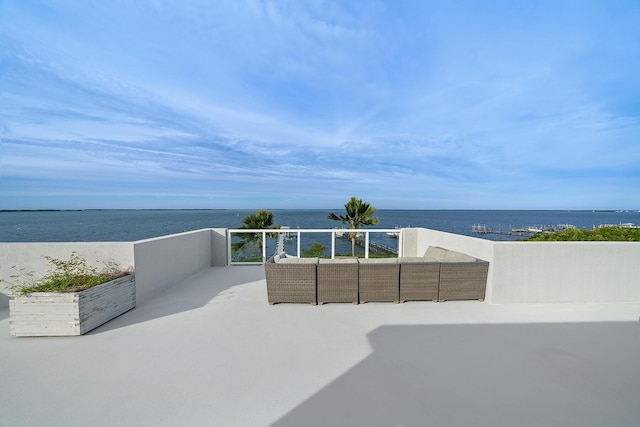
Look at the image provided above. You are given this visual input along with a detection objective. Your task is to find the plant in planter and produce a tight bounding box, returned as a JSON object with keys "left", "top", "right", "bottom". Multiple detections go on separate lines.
{"left": 5, "top": 252, "right": 135, "bottom": 337}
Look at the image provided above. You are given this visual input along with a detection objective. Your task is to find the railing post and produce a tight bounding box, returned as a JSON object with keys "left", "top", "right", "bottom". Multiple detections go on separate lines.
{"left": 331, "top": 231, "right": 336, "bottom": 259}
{"left": 227, "top": 229, "right": 232, "bottom": 265}
{"left": 297, "top": 231, "right": 301, "bottom": 258}
{"left": 365, "top": 231, "right": 370, "bottom": 259}
{"left": 262, "top": 231, "right": 266, "bottom": 262}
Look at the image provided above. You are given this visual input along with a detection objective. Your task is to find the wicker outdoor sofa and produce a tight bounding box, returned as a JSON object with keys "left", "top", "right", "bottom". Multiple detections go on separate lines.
{"left": 404, "top": 246, "right": 490, "bottom": 302}
{"left": 317, "top": 258, "right": 359, "bottom": 305}
{"left": 264, "top": 255, "right": 318, "bottom": 305}
{"left": 264, "top": 247, "right": 489, "bottom": 305}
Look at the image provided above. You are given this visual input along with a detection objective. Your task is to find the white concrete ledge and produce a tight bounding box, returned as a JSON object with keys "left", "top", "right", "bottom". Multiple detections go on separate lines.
{"left": 402, "top": 228, "right": 640, "bottom": 304}
{"left": 0, "top": 228, "right": 229, "bottom": 308}
{"left": 2, "top": 228, "right": 639, "bottom": 308}
{"left": 133, "top": 229, "right": 214, "bottom": 304}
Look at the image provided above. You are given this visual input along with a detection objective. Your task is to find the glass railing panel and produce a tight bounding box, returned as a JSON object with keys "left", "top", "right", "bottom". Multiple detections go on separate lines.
{"left": 228, "top": 229, "right": 402, "bottom": 264}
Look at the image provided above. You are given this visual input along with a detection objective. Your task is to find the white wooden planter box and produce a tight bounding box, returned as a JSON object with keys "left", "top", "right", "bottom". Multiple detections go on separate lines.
{"left": 9, "top": 275, "right": 135, "bottom": 337}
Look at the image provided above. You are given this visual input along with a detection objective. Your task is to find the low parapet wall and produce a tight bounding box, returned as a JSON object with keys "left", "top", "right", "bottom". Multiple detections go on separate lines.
{"left": 491, "top": 241, "right": 640, "bottom": 303}
{"left": 3, "top": 228, "right": 638, "bottom": 308}
{"left": 402, "top": 227, "right": 640, "bottom": 304}
{"left": 133, "top": 228, "right": 222, "bottom": 304}
{"left": 0, "top": 228, "right": 229, "bottom": 309}
{"left": 402, "top": 228, "right": 494, "bottom": 262}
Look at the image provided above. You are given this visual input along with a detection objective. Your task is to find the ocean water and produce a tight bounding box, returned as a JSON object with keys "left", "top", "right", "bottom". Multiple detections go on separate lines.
{"left": 1, "top": 209, "right": 638, "bottom": 243}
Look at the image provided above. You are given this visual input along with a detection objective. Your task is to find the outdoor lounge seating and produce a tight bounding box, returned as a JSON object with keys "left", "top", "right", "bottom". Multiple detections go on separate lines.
{"left": 358, "top": 258, "right": 400, "bottom": 303}
{"left": 264, "top": 247, "right": 489, "bottom": 305}
{"left": 264, "top": 254, "right": 318, "bottom": 305}
{"left": 421, "top": 247, "right": 489, "bottom": 302}
{"left": 398, "top": 257, "right": 440, "bottom": 302}
{"left": 438, "top": 260, "right": 489, "bottom": 302}
{"left": 317, "top": 258, "right": 359, "bottom": 305}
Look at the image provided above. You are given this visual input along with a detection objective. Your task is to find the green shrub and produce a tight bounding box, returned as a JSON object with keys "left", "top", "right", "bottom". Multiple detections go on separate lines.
{"left": 302, "top": 242, "right": 327, "bottom": 257}
{"left": 525, "top": 227, "right": 640, "bottom": 242}
{"left": 368, "top": 253, "right": 398, "bottom": 258}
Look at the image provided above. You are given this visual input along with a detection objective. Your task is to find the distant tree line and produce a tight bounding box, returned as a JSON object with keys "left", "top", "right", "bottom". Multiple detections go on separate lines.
{"left": 525, "top": 227, "right": 640, "bottom": 241}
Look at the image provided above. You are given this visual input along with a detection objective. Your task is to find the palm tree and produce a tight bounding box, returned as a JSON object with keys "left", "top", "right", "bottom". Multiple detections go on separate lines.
{"left": 328, "top": 197, "right": 379, "bottom": 256}
{"left": 232, "top": 210, "right": 276, "bottom": 258}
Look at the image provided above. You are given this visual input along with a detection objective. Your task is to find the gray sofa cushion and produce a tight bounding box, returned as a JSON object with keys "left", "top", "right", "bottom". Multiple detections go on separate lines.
{"left": 319, "top": 258, "right": 358, "bottom": 264}
{"left": 424, "top": 246, "right": 449, "bottom": 258}
{"left": 277, "top": 257, "right": 319, "bottom": 264}
{"left": 400, "top": 256, "right": 438, "bottom": 263}
{"left": 358, "top": 258, "right": 398, "bottom": 264}
{"left": 439, "top": 254, "right": 477, "bottom": 262}
{"left": 423, "top": 246, "right": 477, "bottom": 262}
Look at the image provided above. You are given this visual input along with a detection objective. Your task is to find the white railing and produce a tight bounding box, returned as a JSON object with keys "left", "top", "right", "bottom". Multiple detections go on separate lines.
{"left": 227, "top": 228, "right": 403, "bottom": 264}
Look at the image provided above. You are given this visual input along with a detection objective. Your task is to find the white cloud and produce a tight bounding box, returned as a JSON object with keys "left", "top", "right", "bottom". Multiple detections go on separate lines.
{"left": 1, "top": 0, "right": 639, "bottom": 209}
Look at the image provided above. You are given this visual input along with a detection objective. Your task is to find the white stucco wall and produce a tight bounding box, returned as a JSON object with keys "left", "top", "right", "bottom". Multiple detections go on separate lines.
{"left": 211, "top": 228, "right": 228, "bottom": 266}
{"left": 133, "top": 229, "right": 215, "bottom": 304}
{"left": 3, "top": 228, "right": 637, "bottom": 309}
{"left": 1, "top": 228, "right": 228, "bottom": 310}
{"left": 491, "top": 241, "right": 640, "bottom": 303}
{"left": 402, "top": 228, "right": 640, "bottom": 304}
{"left": 402, "top": 228, "right": 494, "bottom": 262}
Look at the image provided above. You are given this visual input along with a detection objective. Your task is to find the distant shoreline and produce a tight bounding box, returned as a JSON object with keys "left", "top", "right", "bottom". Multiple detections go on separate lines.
{"left": 2, "top": 209, "right": 638, "bottom": 243}
{"left": 1, "top": 209, "right": 637, "bottom": 213}
{"left": 0, "top": 209, "right": 228, "bottom": 212}
{"left": 0, "top": 209, "right": 82, "bottom": 212}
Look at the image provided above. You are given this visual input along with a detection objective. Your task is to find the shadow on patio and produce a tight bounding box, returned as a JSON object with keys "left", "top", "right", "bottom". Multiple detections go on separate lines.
{"left": 91, "top": 265, "right": 266, "bottom": 334}
{"left": 274, "top": 322, "right": 640, "bottom": 427}
{"left": 0, "top": 294, "right": 9, "bottom": 321}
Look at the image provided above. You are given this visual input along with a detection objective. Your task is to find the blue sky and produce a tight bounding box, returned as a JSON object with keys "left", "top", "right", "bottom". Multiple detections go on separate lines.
{"left": 1, "top": 0, "right": 639, "bottom": 210}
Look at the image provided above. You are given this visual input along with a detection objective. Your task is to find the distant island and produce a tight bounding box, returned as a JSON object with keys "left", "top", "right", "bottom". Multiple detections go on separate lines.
{"left": 0, "top": 209, "right": 82, "bottom": 212}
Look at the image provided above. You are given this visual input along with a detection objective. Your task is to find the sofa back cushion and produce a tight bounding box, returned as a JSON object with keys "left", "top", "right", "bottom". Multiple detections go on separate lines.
{"left": 277, "top": 257, "right": 319, "bottom": 264}
{"left": 400, "top": 256, "right": 438, "bottom": 263}
{"left": 439, "top": 253, "right": 476, "bottom": 262}
{"left": 424, "top": 246, "right": 449, "bottom": 258}
{"left": 319, "top": 258, "right": 358, "bottom": 264}
{"left": 358, "top": 258, "right": 398, "bottom": 264}
{"left": 423, "top": 246, "right": 477, "bottom": 262}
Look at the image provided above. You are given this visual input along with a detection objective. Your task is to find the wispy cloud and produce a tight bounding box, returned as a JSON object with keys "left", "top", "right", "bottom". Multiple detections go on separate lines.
{"left": 1, "top": 0, "right": 639, "bottom": 209}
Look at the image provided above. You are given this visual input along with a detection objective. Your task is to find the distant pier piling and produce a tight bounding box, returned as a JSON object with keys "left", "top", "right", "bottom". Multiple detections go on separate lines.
{"left": 472, "top": 223, "right": 576, "bottom": 236}
{"left": 337, "top": 234, "right": 398, "bottom": 255}
{"left": 472, "top": 224, "right": 494, "bottom": 234}
{"left": 355, "top": 237, "right": 397, "bottom": 255}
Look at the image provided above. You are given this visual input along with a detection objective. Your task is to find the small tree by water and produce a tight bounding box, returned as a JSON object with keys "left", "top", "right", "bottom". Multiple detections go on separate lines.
{"left": 232, "top": 210, "right": 277, "bottom": 259}
{"left": 328, "top": 197, "right": 379, "bottom": 256}
{"left": 302, "top": 241, "right": 327, "bottom": 258}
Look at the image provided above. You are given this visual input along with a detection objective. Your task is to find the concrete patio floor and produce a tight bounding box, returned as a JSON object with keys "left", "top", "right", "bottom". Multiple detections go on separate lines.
{"left": 1, "top": 266, "right": 639, "bottom": 426}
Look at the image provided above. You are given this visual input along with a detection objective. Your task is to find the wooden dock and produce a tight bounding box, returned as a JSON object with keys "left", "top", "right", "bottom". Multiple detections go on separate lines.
{"left": 339, "top": 235, "right": 398, "bottom": 255}
{"left": 472, "top": 224, "right": 577, "bottom": 236}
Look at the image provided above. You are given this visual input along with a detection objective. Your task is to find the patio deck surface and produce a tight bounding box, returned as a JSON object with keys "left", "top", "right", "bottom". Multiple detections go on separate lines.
{"left": 1, "top": 266, "right": 639, "bottom": 426}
